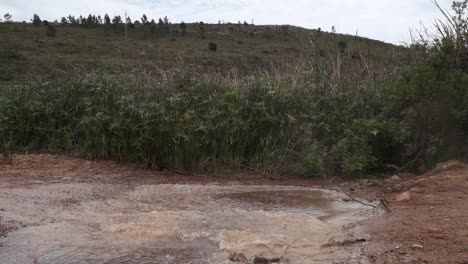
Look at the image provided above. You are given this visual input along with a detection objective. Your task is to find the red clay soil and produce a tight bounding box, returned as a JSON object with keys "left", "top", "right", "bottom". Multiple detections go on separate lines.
{"left": 0, "top": 154, "right": 327, "bottom": 187}
{"left": 347, "top": 161, "right": 468, "bottom": 264}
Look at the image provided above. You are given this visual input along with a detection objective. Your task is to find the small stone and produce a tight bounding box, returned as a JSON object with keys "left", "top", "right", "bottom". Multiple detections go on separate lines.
{"left": 391, "top": 175, "right": 402, "bottom": 181}
{"left": 411, "top": 244, "right": 424, "bottom": 250}
{"left": 391, "top": 183, "right": 405, "bottom": 192}
{"left": 229, "top": 253, "right": 248, "bottom": 263}
{"left": 428, "top": 228, "right": 442, "bottom": 234}
{"left": 395, "top": 192, "right": 411, "bottom": 202}
{"left": 410, "top": 187, "right": 423, "bottom": 193}
{"left": 252, "top": 256, "right": 281, "bottom": 264}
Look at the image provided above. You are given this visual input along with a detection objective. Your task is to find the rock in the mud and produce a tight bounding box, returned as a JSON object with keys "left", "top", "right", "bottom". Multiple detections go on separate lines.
{"left": 410, "top": 187, "right": 423, "bottom": 193}
{"left": 427, "top": 228, "right": 442, "bottom": 234}
{"left": 228, "top": 253, "right": 248, "bottom": 262}
{"left": 252, "top": 256, "right": 281, "bottom": 264}
{"left": 395, "top": 191, "right": 411, "bottom": 202}
{"left": 391, "top": 175, "right": 402, "bottom": 181}
{"left": 411, "top": 244, "right": 424, "bottom": 250}
{"left": 391, "top": 182, "right": 406, "bottom": 192}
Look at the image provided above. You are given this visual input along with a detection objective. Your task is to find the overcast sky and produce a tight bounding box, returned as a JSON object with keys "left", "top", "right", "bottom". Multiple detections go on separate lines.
{"left": 0, "top": 0, "right": 454, "bottom": 44}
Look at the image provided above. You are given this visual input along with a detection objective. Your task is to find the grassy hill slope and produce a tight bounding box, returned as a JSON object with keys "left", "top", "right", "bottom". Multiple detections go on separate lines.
{"left": 0, "top": 22, "right": 416, "bottom": 176}
{"left": 1, "top": 22, "right": 410, "bottom": 82}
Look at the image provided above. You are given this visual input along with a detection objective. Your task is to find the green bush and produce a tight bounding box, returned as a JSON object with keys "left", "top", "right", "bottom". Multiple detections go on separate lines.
{"left": 388, "top": 1, "right": 468, "bottom": 172}
{"left": 46, "top": 25, "right": 57, "bottom": 37}
{"left": 389, "top": 38, "right": 468, "bottom": 171}
{"left": 333, "top": 137, "right": 375, "bottom": 175}
{"left": 298, "top": 142, "right": 325, "bottom": 176}
{"left": 0, "top": 66, "right": 391, "bottom": 176}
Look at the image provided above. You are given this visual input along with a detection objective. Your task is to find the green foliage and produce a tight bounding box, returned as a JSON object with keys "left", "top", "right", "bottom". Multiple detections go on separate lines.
{"left": 46, "top": 25, "right": 56, "bottom": 37}
{"left": 4, "top": 13, "right": 12, "bottom": 23}
{"left": 326, "top": 119, "right": 383, "bottom": 174}
{"left": 208, "top": 42, "right": 217, "bottom": 51}
{"left": 334, "top": 138, "right": 374, "bottom": 175}
{"left": 141, "top": 14, "right": 148, "bottom": 25}
{"left": 104, "top": 14, "right": 111, "bottom": 25}
{"left": 337, "top": 41, "right": 347, "bottom": 54}
{"left": 32, "top": 14, "right": 41, "bottom": 26}
{"left": 389, "top": 1, "right": 468, "bottom": 171}
{"left": 180, "top": 21, "right": 187, "bottom": 35}
{"left": 298, "top": 143, "right": 325, "bottom": 176}
{"left": 2, "top": 4, "right": 466, "bottom": 177}
{"left": 112, "top": 15, "right": 122, "bottom": 24}
{"left": 390, "top": 45, "right": 468, "bottom": 171}
{"left": 0, "top": 65, "right": 392, "bottom": 175}
{"left": 0, "top": 19, "right": 409, "bottom": 85}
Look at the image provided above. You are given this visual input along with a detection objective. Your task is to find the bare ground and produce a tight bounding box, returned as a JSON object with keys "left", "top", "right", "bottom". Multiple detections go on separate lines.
{"left": 0, "top": 155, "right": 467, "bottom": 263}
{"left": 345, "top": 161, "right": 468, "bottom": 264}
{"left": 0, "top": 154, "right": 328, "bottom": 188}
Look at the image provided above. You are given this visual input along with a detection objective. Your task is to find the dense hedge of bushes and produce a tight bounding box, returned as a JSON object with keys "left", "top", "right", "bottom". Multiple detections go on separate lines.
{"left": 0, "top": 69, "right": 392, "bottom": 176}
{"left": 388, "top": 41, "right": 468, "bottom": 172}
{"left": 387, "top": 0, "right": 468, "bottom": 172}
{"left": 0, "top": 42, "right": 466, "bottom": 177}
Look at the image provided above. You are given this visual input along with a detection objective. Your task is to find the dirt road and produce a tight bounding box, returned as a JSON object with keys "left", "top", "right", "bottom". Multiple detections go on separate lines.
{"left": 0, "top": 155, "right": 467, "bottom": 263}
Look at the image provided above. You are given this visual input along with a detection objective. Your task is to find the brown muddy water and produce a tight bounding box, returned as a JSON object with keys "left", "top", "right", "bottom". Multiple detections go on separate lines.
{"left": 0, "top": 181, "right": 378, "bottom": 263}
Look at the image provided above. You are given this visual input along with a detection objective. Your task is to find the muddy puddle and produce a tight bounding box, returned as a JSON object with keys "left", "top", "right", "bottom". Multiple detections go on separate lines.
{"left": 0, "top": 182, "right": 378, "bottom": 263}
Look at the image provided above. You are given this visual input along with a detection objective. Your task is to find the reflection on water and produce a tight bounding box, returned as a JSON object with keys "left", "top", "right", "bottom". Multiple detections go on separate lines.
{"left": 0, "top": 184, "right": 377, "bottom": 263}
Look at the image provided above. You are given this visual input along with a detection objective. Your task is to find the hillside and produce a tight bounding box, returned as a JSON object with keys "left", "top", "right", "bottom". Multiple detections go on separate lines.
{"left": 0, "top": 3, "right": 467, "bottom": 264}
{"left": 0, "top": 22, "right": 410, "bottom": 82}
{"left": 0, "top": 8, "right": 466, "bottom": 176}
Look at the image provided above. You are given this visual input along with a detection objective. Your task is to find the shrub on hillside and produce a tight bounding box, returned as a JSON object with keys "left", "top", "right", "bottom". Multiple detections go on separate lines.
{"left": 390, "top": 43, "right": 468, "bottom": 171}
{"left": 46, "top": 25, "right": 56, "bottom": 37}
{"left": 180, "top": 21, "right": 187, "bottom": 35}
{"left": 209, "top": 42, "right": 217, "bottom": 51}
{"left": 297, "top": 142, "right": 325, "bottom": 176}
{"left": 0, "top": 67, "right": 391, "bottom": 176}
{"left": 32, "top": 14, "right": 41, "bottom": 26}
{"left": 389, "top": 0, "right": 468, "bottom": 171}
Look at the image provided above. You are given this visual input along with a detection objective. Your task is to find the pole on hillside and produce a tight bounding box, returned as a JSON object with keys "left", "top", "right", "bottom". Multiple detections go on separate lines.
{"left": 124, "top": 11, "right": 128, "bottom": 44}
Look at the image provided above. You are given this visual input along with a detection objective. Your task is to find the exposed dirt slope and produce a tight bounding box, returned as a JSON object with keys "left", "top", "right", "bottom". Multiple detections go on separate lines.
{"left": 0, "top": 154, "right": 327, "bottom": 187}
{"left": 347, "top": 161, "right": 468, "bottom": 264}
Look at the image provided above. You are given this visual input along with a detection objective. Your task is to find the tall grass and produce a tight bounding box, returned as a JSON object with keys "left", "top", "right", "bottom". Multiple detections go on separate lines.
{"left": 0, "top": 51, "right": 400, "bottom": 176}
{"left": 1, "top": 2, "right": 466, "bottom": 176}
